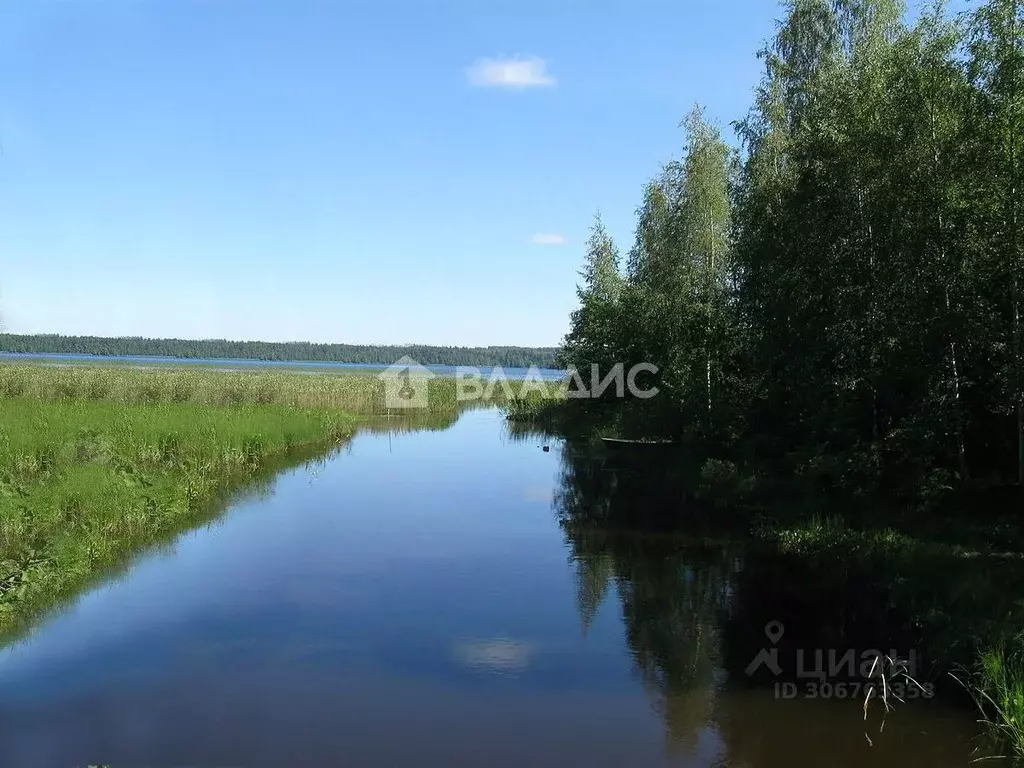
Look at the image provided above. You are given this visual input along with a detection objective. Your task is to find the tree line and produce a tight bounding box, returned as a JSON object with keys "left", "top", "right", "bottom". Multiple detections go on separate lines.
{"left": 0, "top": 334, "right": 560, "bottom": 369}
{"left": 563, "top": 0, "right": 1024, "bottom": 496}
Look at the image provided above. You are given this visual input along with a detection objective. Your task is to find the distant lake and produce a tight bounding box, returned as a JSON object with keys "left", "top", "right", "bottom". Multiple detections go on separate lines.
{"left": 0, "top": 352, "right": 567, "bottom": 381}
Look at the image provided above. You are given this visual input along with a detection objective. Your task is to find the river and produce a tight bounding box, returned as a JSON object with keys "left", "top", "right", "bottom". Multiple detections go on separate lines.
{"left": 0, "top": 408, "right": 979, "bottom": 767}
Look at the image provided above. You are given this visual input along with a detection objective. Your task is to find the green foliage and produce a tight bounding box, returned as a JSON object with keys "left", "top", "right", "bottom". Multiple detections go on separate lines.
{"left": 695, "top": 458, "right": 757, "bottom": 506}
{"left": 560, "top": 107, "right": 739, "bottom": 440}
{"left": 556, "top": 0, "right": 1024, "bottom": 497}
{"left": 502, "top": 388, "right": 562, "bottom": 423}
{"left": 964, "top": 635, "right": 1024, "bottom": 763}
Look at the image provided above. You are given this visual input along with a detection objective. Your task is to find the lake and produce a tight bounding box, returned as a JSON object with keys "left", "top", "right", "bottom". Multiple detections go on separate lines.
{"left": 0, "top": 352, "right": 566, "bottom": 380}
{"left": 0, "top": 408, "right": 979, "bottom": 767}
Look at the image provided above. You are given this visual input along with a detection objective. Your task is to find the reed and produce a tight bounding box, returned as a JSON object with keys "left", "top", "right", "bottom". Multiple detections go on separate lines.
{"left": 502, "top": 388, "right": 564, "bottom": 422}
{"left": 0, "top": 363, "right": 560, "bottom": 414}
{"left": 953, "top": 636, "right": 1024, "bottom": 763}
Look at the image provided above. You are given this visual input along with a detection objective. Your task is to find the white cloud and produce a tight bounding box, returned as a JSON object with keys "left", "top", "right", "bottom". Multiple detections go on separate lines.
{"left": 467, "top": 56, "right": 556, "bottom": 89}
{"left": 531, "top": 233, "right": 566, "bottom": 246}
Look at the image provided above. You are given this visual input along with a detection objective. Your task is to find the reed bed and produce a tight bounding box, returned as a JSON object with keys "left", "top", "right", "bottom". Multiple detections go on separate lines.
{"left": 958, "top": 637, "right": 1024, "bottom": 763}
{"left": 0, "top": 363, "right": 561, "bottom": 414}
{"left": 502, "top": 389, "right": 564, "bottom": 422}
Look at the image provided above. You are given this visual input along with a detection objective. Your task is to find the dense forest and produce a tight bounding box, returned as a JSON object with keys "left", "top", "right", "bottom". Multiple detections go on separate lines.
{"left": 0, "top": 334, "right": 560, "bottom": 369}
{"left": 562, "top": 0, "right": 1024, "bottom": 497}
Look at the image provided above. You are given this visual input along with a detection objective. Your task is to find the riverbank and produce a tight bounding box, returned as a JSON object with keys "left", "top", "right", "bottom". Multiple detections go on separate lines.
{"left": 0, "top": 398, "right": 358, "bottom": 640}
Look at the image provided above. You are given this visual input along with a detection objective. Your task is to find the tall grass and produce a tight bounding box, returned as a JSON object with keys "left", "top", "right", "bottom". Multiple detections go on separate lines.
{"left": 0, "top": 363, "right": 559, "bottom": 414}
{"left": 502, "top": 388, "right": 565, "bottom": 422}
{"left": 962, "top": 637, "right": 1024, "bottom": 763}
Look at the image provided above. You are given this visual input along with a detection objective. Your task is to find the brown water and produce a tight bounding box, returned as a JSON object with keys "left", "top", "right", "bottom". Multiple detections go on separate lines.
{"left": 0, "top": 408, "right": 981, "bottom": 767}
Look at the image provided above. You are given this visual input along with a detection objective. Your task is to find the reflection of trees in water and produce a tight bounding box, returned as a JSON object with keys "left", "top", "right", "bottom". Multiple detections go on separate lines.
{"left": 554, "top": 442, "right": 736, "bottom": 755}
{"left": 552, "top": 441, "right": 979, "bottom": 766}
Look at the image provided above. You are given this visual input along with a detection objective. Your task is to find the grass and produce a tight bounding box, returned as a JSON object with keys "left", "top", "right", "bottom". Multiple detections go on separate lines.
{"left": 959, "top": 637, "right": 1024, "bottom": 763}
{"left": 501, "top": 388, "right": 564, "bottom": 422}
{"left": 0, "top": 362, "right": 561, "bottom": 414}
{"left": 0, "top": 394, "right": 357, "bottom": 639}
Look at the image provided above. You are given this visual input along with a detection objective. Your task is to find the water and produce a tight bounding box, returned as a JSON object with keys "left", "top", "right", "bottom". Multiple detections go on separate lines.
{"left": 0, "top": 352, "right": 566, "bottom": 380}
{"left": 0, "top": 409, "right": 979, "bottom": 767}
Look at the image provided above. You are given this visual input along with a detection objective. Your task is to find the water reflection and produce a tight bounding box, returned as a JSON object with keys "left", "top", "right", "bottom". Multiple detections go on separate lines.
{"left": 453, "top": 638, "right": 537, "bottom": 676}
{"left": 551, "top": 433, "right": 981, "bottom": 764}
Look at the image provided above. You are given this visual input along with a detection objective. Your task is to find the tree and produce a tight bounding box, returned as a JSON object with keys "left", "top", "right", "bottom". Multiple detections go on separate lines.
{"left": 562, "top": 213, "right": 624, "bottom": 376}
{"left": 969, "top": 0, "right": 1024, "bottom": 483}
{"left": 677, "top": 106, "right": 734, "bottom": 426}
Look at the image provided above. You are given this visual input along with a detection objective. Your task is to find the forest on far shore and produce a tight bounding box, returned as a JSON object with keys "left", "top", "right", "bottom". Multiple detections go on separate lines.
{"left": 0, "top": 334, "right": 561, "bottom": 369}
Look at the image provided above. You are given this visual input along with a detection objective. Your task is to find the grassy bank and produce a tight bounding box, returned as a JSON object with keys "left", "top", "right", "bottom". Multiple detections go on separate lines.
{"left": 0, "top": 397, "right": 355, "bottom": 639}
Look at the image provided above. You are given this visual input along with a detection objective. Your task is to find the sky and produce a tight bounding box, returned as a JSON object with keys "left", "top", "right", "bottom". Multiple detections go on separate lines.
{"left": 0, "top": 0, "right": 786, "bottom": 347}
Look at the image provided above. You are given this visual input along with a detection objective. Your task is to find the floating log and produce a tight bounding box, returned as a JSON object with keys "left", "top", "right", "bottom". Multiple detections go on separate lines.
{"left": 600, "top": 437, "right": 674, "bottom": 452}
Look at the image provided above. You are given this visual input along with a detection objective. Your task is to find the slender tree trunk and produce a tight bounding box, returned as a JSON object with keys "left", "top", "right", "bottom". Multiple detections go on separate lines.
{"left": 707, "top": 216, "right": 715, "bottom": 425}
{"left": 930, "top": 83, "right": 968, "bottom": 478}
{"left": 856, "top": 184, "right": 880, "bottom": 442}
{"left": 947, "top": 290, "right": 967, "bottom": 477}
{"left": 1015, "top": 276, "right": 1023, "bottom": 484}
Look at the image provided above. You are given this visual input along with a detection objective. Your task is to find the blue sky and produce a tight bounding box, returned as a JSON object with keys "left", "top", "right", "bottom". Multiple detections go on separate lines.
{"left": 0, "top": 0, "right": 783, "bottom": 346}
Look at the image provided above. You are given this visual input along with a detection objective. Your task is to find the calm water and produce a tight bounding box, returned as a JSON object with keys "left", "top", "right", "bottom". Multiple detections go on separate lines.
{"left": 0, "top": 408, "right": 979, "bottom": 767}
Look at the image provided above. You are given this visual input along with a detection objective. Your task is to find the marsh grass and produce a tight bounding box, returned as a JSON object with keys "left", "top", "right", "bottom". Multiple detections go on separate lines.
{"left": 502, "top": 389, "right": 563, "bottom": 422}
{"left": 0, "top": 363, "right": 559, "bottom": 414}
{"left": 0, "top": 398, "right": 355, "bottom": 639}
{"left": 953, "top": 637, "right": 1024, "bottom": 763}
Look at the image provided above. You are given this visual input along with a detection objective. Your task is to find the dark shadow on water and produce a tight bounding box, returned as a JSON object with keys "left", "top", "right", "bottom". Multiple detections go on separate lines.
{"left": 550, "top": 428, "right": 990, "bottom": 763}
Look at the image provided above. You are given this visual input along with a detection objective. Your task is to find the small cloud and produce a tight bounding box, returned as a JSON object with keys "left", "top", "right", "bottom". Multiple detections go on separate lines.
{"left": 467, "top": 56, "right": 556, "bottom": 89}
{"left": 531, "top": 233, "right": 566, "bottom": 246}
